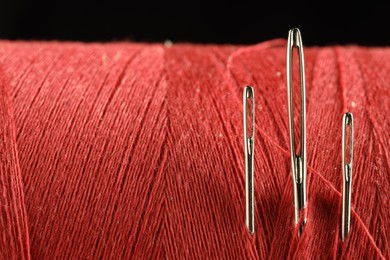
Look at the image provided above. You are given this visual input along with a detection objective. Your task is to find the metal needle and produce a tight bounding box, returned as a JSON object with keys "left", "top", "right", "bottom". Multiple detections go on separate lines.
{"left": 243, "top": 86, "right": 255, "bottom": 234}
{"left": 341, "top": 112, "right": 354, "bottom": 241}
{"left": 287, "top": 28, "right": 307, "bottom": 235}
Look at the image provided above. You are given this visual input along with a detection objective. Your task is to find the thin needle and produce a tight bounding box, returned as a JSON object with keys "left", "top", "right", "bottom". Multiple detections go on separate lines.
{"left": 243, "top": 86, "right": 255, "bottom": 234}
{"left": 342, "top": 112, "right": 354, "bottom": 241}
{"left": 287, "top": 28, "right": 307, "bottom": 236}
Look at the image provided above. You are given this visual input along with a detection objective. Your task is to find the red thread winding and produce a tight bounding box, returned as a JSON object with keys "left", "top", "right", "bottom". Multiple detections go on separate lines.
{"left": 0, "top": 41, "right": 388, "bottom": 259}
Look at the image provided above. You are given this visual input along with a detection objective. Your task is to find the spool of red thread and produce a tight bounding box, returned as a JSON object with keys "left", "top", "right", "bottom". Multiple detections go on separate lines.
{"left": 0, "top": 40, "right": 388, "bottom": 259}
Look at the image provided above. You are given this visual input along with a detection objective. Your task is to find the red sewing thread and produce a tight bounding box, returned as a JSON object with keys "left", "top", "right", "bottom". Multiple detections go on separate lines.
{"left": 0, "top": 41, "right": 388, "bottom": 259}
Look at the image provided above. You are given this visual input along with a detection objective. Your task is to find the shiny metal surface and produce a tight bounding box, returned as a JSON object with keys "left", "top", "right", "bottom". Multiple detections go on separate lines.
{"left": 342, "top": 112, "right": 354, "bottom": 241}
{"left": 287, "top": 28, "right": 307, "bottom": 235}
{"left": 243, "top": 86, "right": 255, "bottom": 234}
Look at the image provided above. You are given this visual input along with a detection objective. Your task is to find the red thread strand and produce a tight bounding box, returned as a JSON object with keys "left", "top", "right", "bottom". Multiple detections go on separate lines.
{"left": 0, "top": 41, "right": 388, "bottom": 259}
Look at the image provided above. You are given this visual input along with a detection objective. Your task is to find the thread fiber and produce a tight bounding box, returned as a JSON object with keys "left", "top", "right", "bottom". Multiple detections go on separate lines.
{"left": 0, "top": 40, "right": 388, "bottom": 259}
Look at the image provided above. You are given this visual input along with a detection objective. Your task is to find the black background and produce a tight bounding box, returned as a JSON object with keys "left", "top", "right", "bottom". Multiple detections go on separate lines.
{"left": 0, "top": 2, "right": 389, "bottom": 46}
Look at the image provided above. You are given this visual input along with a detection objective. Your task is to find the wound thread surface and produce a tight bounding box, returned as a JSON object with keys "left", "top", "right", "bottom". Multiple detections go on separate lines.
{"left": 0, "top": 41, "right": 388, "bottom": 259}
